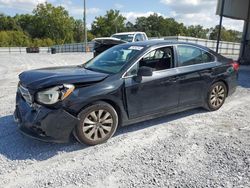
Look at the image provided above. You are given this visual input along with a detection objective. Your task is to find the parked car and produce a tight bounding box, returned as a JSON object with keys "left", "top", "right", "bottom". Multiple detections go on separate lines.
{"left": 93, "top": 37, "right": 126, "bottom": 57}
{"left": 14, "top": 40, "right": 239, "bottom": 145}
{"left": 26, "top": 47, "right": 40, "bottom": 53}
{"left": 93, "top": 32, "right": 148, "bottom": 57}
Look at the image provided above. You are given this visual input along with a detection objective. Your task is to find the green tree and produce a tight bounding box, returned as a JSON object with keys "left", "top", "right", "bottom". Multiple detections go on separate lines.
{"left": 134, "top": 14, "right": 164, "bottom": 37}
{"left": 73, "top": 19, "right": 84, "bottom": 43}
{"left": 133, "top": 14, "right": 187, "bottom": 37}
{"left": 87, "top": 32, "right": 95, "bottom": 41}
{"left": 186, "top": 25, "right": 209, "bottom": 38}
{"left": 0, "top": 14, "right": 20, "bottom": 31}
{"left": 14, "top": 14, "right": 35, "bottom": 37}
{"left": 32, "top": 2, "right": 75, "bottom": 43}
{"left": 125, "top": 21, "right": 135, "bottom": 32}
{"left": 0, "top": 31, "right": 10, "bottom": 46}
{"left": 31, "top": 38, "right": 54, "bottom": 47}
{"left": 0, "top": 31, "right": 30, "bottom": 47}
{"left": 209, "top": 25, "right": 242, "bottom": 42}
{"left": 166, "top": 18, "right": 187, "bottom": 36}
{"left": 91, "top": 9, "right": 126, "bottom": 37}
{"left": 134, "top": 16, "right": 150, "bottom": 34}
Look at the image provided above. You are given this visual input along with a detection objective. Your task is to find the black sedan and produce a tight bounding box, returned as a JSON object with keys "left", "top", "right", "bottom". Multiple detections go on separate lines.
{"left": 14, "top": 41, "right": 239, "bottom": 145}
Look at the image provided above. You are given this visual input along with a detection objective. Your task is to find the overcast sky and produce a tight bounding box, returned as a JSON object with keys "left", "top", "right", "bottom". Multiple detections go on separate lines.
{"left": 0, "top": 0, "right": 245, "bottom": 31}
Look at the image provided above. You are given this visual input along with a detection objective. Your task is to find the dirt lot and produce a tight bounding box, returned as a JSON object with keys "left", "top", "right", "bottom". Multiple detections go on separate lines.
{"left": 0, "top": 53, "right": 249, "bottom": 188}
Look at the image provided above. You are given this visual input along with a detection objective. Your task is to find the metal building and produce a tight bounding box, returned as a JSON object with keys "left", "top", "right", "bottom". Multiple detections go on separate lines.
{"left": 217, "top": 0, "right": 250, "bottom": 64}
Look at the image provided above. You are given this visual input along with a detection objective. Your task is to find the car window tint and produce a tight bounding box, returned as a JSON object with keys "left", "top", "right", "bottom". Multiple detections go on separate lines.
{"left": 177, "top": 46, "right": 203, "bottom": 66}
{"left": 125, "top": 63, "right": 139, "bottom": 77}
{"left": 143, "top": 50, "right": 156, "bottom": 60}
{"left": 135, "top": 34, "right": 143, "bottom": 42}
{"left": 141, "top": 34, "right": 145, "bottom": 41}
{"left": 177, "top": 45, "right": 215, "bottom": 66}
{"left": 139, "top": 34, "right": 144, "bottom": 41}
{"left": 139, "top": 47, "right": 174, "bottom": 71}
{"left": 202, "top": 51, "right": 215, "bottom": 63}
{"left": 85, "top": 45, "right": 143, "bottom": 74}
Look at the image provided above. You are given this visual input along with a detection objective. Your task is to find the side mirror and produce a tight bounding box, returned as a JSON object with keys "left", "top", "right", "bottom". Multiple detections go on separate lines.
{"left": 137, "top": 66, "right": 153, "bottom": 77}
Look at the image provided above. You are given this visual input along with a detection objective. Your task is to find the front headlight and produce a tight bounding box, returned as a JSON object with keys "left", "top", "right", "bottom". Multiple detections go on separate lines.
{"left": 36, "top": 84, "right": 75, "bottom": 105}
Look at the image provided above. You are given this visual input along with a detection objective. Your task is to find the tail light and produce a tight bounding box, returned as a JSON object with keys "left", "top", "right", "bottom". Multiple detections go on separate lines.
{"left": 231, "top": 61, "right": 240, "bottom": 71}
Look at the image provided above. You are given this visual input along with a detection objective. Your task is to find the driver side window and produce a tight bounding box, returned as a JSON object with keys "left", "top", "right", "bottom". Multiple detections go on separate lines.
{"left": 139, "top": 47, "right": 174, "bottom": 71}
{"left": 125, "top": 63, "right": 139, "bottom": 77}
{"left": 124, "top": 46, "right": 174, "bottom": 77}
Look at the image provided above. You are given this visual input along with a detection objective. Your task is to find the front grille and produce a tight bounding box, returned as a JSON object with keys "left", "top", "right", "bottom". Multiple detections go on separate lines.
{"left": 19, "top": 85, "right": 33, "bottom": 105}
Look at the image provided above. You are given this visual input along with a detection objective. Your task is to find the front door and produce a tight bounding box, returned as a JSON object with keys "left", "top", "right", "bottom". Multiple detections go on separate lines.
{"left": 124, "top": 46, "right": 179, "bottom": 119}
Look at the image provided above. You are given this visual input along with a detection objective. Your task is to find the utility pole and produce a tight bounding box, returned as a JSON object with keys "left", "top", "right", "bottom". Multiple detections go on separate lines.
{"left": 83, "top": 0, "right": 88, "bottom": 53}
{"left": 216, "top": 0, "right": 225, "bottom": 53}
{"left": 114, "top": 16, "right": 118, "bottom": 33}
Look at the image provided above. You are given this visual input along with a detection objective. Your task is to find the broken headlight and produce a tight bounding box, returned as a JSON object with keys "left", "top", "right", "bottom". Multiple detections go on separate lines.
{"left": 36, "top": 84, "right": 75, "bottom": 105}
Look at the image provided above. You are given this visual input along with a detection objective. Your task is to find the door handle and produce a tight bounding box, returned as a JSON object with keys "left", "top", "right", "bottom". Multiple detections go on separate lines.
{"left": 200, "top": 69, "right": 213, "bottom": 74}
{"left": 169, "top": 77, "right": 179, "bottom": 82}
{"left": 169, "top": 76, "right": 185, "bottom": 82}
{"left": 160, "top": 76, "right": 179, "bottom": 85}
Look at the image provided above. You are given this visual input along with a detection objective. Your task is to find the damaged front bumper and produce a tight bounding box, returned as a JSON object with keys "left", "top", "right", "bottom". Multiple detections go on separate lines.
{"left": 14, "top": 93, "right": 79, "bottom": 143}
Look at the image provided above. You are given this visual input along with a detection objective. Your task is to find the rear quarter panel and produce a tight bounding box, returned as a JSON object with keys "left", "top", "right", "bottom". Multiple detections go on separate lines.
{"left": 208, "top": 61, "right": 238, "bottom": 97}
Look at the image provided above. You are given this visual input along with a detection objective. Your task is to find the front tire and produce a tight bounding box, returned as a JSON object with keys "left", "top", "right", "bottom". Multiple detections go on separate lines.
{"left": 75, "top": 102, "right": 118, "bottom": 146}
{"left": 207, "top": 82, "right": 227, "bottom": 111}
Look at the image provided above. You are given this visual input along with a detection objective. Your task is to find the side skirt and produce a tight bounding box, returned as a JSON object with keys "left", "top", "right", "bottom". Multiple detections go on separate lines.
{"left": 122, "top": 103, "right": 203, "bottom": 126}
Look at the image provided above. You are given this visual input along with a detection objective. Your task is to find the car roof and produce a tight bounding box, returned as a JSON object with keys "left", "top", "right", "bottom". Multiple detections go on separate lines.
{"left": 119, "top": 40, "right": 213, "bottom": 52}
{"left": 112, "top": 32, "right": 146, "bottom": 35}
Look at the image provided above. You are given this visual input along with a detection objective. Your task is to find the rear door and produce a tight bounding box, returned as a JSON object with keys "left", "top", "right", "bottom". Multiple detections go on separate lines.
{"left": 176, "top": 45, "right": 216, "bottom": 106}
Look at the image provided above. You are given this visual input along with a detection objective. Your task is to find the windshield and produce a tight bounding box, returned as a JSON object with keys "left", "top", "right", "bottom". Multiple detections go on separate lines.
{"left": 84, "top": 45, "right": 144, "bottom": 74}
{"left": 112, "top": 34, "right": 134, "bottom": 42}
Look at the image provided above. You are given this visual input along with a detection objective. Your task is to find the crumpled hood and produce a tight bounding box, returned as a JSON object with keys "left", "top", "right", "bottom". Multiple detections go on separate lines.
{"left": 19, "top": 65, "right": 109, "bottom": 90}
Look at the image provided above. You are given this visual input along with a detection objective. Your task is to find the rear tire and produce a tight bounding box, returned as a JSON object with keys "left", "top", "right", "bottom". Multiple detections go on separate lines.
{"left": 75, "top": 102, "right": 118, "bottom": 146}
{"left": 206, "top": 82, "right": 227, "bottom": 111}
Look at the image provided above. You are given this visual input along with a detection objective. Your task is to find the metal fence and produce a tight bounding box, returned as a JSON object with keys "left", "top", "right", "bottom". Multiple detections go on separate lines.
{"left": 161, "top": 36, "right": 241, "bottom": 59}
{"left": 0, "top": 47, "right": 51, "bottom": 53}
{"left": 0, "top": 37, "right": 241, "bottom": 59}
{"left": 51, "top": 42, "right": 95, "bottom": 53}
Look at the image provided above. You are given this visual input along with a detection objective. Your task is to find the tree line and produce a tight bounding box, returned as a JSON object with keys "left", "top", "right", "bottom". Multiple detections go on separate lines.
{"left": 0, "top": 2, "right": 242, "bottom": 47}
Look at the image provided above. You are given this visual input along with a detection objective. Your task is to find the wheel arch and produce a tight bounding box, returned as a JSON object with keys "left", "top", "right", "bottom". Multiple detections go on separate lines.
{"left": 101, "top": 99, "right": 123, "bottom": 126}
{"left": 77, "top": 99, "right": 123, "bottom": 127}
{"left": 211, "top": 79, "right": 229, "bottom": 97}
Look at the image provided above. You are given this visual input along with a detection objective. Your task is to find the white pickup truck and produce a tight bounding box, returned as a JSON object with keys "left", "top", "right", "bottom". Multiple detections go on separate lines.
{"left": 93, "top": 32, "right": 148, "bottom": 57}
{"left": 111, "top": 32, "right": 148, "bottom": 42}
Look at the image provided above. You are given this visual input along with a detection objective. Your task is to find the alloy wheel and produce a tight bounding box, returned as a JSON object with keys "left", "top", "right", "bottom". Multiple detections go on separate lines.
{"left": 82, "top": 110, "right": 113, "bottom": 141}
{"left": 210, "top": 85, "right": 226, "bottom": 108}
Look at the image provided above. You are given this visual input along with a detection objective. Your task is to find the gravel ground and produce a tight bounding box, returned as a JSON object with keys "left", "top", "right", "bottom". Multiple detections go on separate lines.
{"left": 0, "top": 53, "right": 249, "bottom": 188}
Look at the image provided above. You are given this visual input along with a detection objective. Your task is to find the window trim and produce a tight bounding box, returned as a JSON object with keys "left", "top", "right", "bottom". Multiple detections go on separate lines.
{"left": 176, "top": 44, "right": 216, "bottom": 67}
{"left": 122, "top": 44, "right": 176, "bottom": 79}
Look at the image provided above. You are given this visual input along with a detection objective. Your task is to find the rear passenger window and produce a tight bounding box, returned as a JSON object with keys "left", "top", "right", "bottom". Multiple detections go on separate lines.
{"left": 177, "top": 45, "right": 215, "bottom": 67}
{"left": 202, "top": 51, "right": 215, "bottom": 63}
